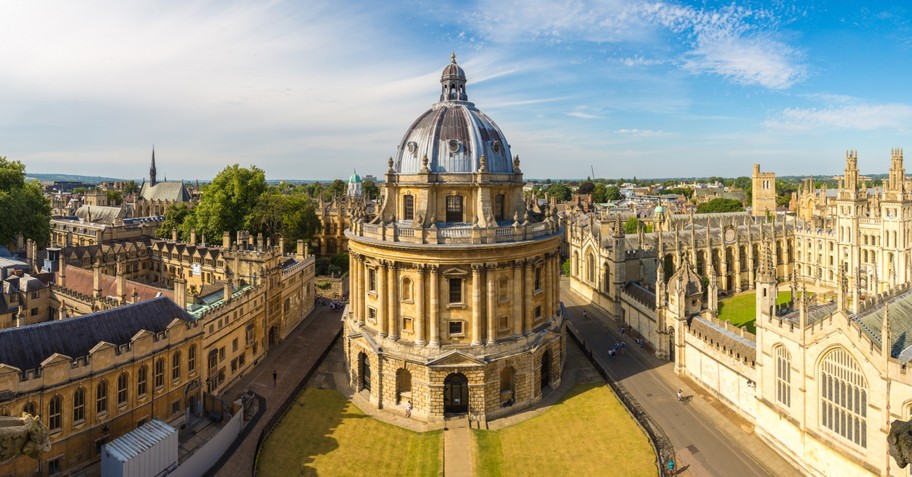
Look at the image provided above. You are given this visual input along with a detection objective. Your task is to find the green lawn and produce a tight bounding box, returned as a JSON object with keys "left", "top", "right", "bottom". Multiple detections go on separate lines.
{"left": 718, "top": 290, "right": 792, "bottom": 334}
{"left": 473, "top": 383, "right": 655, "bottom": 477}
{"left": 257, "top": 387, "right": 441, "bottom": 477}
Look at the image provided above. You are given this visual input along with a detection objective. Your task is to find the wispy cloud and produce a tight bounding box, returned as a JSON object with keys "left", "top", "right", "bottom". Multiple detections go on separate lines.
{"left": 764, "top": 103, "right": 912, "bottom": 131}
{"left": 615, "top": 128, "right": 670, "bottom": 137}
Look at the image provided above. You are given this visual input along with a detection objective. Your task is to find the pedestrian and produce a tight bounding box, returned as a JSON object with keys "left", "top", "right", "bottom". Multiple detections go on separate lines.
{"left": 620, "top": 326, "right": 625, "bottom": 335}
{"left": 582, "top": 310, "right": 587, "bottom": 318}
{"left": 620, "top": 342, "right": 626, "bottom": 354}
{"left": 405, "top": 400, "right": 413, "bottom": 418}
{"left": 676, "top": 389, "right": 684, "bottom": 402}
{"left": 273, "top": 370, "right": 278, "bottom": 387}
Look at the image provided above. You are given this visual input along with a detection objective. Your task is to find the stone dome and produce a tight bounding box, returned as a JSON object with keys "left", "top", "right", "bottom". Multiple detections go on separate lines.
{"left": 395, "top": 55, "right": 513, "bottom": 175}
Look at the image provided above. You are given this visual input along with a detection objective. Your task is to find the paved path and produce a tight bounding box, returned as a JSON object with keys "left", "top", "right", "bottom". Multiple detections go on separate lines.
{"left": 213, "top": 304, "right": 343, "bottom": 477}
{"left": 562, "top": 279, "right": 802, "bottom": 477}
{"left": 443, "top": 418, "right": 473, "bottom": 477}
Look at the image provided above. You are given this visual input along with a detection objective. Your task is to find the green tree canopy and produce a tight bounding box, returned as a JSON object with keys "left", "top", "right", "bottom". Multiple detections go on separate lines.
{"left": 545, "top": 183, "right": 572, "bottom": 201}
{"left": 577, "top": 181, "right": 595, "bottom": 195}
{"left": 327, "top": 179, "right": 346, "bottom": 198}
{"left": 106, "top": 190, "right": 123, "bottom": 205}
{"left": 362, "top": 179, "right": 380, "bottom": 200}
{"left": 249, "top": 191, "right": 320, "bottom": 251}
{"left": 187, "top": 164, "right": 267, "bottom": 239}
{"left": 122, "top": 180, "right": 139, "bottom": 195}
{"left": 623, "top": 217, "right": 640, "bottom": 234}
{"left": 0, "top": 157, "right": 51, "bottom": 248}
{"left": 604, "top": 186, "right": 622, "bottom": 201}
{"left": 157, "top": 202, "right": 193, "bottom": 240}
{"left": 696, "top": 198, "right": 744, "bottom": 213}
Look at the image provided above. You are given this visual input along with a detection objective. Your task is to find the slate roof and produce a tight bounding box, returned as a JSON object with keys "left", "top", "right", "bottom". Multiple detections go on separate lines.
{"left": 0, "top": 297, "right": 194, "bottom": 372}
{"left": 854, "top": 290, "right": 912, "bottom": 358}
{"left": 139, "top": 181, "right": 190, "bottom": 202}
{"left": 75, "top": 205, "right": 127, "bottom": 225}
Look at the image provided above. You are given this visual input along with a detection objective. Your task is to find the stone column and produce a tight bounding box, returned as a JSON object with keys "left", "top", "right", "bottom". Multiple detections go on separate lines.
{"left": 512, "top": 261, "right": 523, "bottom": 337}
{"left": 524, "top": 260, "right": 533, "bottom": 334}
{"left": 388, "top": 262, "right": 399, "bottom": 340}
{"left": 554, "top": 253, "right": 561, "bottom": 315}
{"left": 378, "top": 262, "right": 388, "bottom": 337}
{"left": 416, "top": 265, "right": 426, "bottom": 345}
{"left": 543, "top": 255, "right": 552, "bottom": 320}
{"left": 471, "top": 264, "right": 483, "bottom": 346}
{"left": 486, "top": 264, "right": 496, "bottom": 345}
{"left": 359, "top": 257, "right": 367, "bottom": 325}
{"left": 429, "top": 266, "right": 440, "bottom": 347}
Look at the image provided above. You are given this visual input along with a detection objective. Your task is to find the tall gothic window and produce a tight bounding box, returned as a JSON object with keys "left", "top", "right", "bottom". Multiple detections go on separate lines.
{"left": 73, "top": 387, "right": 86, "bottom": 423}
{"left": 403, "top": 195, "right": 415, "bottom": 221}
{"left": 587, "top": 253, "right": 595, "bottom": 283}
{"left": 172, "top": 351, "right": 182, "bottom": 381}
{"left": 774, "top": 345, "right": 791, "bottom": 407}
{"left": 96, "top": 380, "right": 108, "bottom": 414}
{"left": 446, "top": 195, "right": 463, "bottom": 223}
{"left": 154, "top": 358, "right": 165, "bottom": 389}
{"left": 117, "top": 372, "right": 128, "bottom": 405}
{"left": 820, "top": 348, "right": 867, "bottom": 448}
{"left": 188, "top": 345, "right": 197, "bottom": 373}
{"left": 137, "top": 365, "right": 149, "bottom": 397}
{"left": 48, "top": 395, "right": 62, "bottom": 432}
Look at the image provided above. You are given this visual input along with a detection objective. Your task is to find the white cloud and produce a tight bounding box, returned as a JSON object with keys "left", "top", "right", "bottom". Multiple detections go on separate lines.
{"left": 764, "top": 103, "right": 912, "bottom": 131}
{"left": 567, "top": 111, "right": 601, "bottom": 120}
{"left": 614, "top": 128, "right": 669, "bottom": 137}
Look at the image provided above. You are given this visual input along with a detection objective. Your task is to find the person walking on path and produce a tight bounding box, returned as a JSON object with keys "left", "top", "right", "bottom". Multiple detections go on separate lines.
{"left": 273, "top": 370, "right": 278, "bottom": 388}
{"left": 676, "top": 389, "right": 684, "bottom": 402}
{"left": 405, "top": 400, "right": 412, "bottom": 418}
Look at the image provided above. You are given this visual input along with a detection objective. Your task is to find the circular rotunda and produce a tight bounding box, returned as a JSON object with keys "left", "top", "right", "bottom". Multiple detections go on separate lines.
{"left": 344, "top": 54, "right": 566, "bottom": 422}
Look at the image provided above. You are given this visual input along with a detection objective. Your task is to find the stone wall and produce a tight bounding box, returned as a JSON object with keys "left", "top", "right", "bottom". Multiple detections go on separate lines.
{"left": 315, "top": 274, "right": 347, "bottom": 300}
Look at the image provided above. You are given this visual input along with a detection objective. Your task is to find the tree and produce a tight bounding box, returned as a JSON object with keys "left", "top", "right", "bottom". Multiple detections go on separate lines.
{"left": 605, "top": 186, "right": 622, "bottom": 201}
{"left": 545, "top": 183, "right": 572, "bottom": 201}
{"left": 592, "top": 184, "right": 609, "bottom": 203}
{"left": 249, "top": 190, "right": 320, "bottom": 251}
{"left": 186, "top": 164, "right": 267, "bottom": 239}
{"left": 577, "top": 181, "right": 595, "bottom": 195}
{"left": 327, "top": 179, "right": 346, "bottom": 198}
{"left": 696, "top": 198, "right": 744, "bottom": 213}
{"left": 106, "top": 190, "right": 123, "bottom": 205}
{"left": 122, "top": 180, "right": 139, "bottom": 195}
{"left": 0, "top": 157, "right": 51, "bottom": 248}
{"left": 157, "top": 202, "right": 193, "bottom": 240}
{"left": 624, "top": 217, "right": 640, "bottom": 234}
{"left": 362, "top": 179, "right": 380, "bottom": 200}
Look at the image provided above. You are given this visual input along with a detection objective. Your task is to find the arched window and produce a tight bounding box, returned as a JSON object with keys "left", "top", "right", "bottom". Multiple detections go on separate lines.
{"left": 154, "top": 358, "right": 165, "bottom": 389}
{"left": 403, "top": 195, "right": 415, "bottom": 221}
{"left": 587, "top": 253, "right": 595, "bottom": 284}
{"left": 73, "top": 387, "right": 86, "bottom": 423}
{"left": 96, "top": 380, "right": 108, "bottom": 414}
{"left": 774, "top": 345, "right": 790, "bottom": 407}
{"left": 401, "top": 277, "right": 413, "bottom": 302}
{"left": 172, "top": 351, "right": 182, "bottom": 381}
{"left": 446, "top": 195, "right": 463, "bottom": 223}
{"left": 494, "top": 194, "right": 505, "bottom": 221}
{"left": 117, "top": 372, "right": 128, "bottom": 405}
{"left": 188, "top": 345, "right": 197, "bottom": 373}
{"left": 820, "top": 348, "right": 867, "bottom": 447}
{"left": 137, "top": 365, "right": 149, "bottom": 397}
{"left": 48, "top": 395, "right": 62, "bottom": 432}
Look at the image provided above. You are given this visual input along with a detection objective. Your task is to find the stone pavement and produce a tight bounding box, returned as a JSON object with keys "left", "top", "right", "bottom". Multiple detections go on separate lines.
{"left": 212, "top": 304, "right": 343, "bottom": 477}
{"left": 562, "top": 278, "right": 803, "bottom": 477}
{"left": 443, "top": 418, "right": 473, "bottom": 477}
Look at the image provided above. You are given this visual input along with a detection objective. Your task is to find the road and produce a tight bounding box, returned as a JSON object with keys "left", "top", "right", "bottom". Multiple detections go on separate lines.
{"left": 561, "top": 280, "right": 800, "bottom": 477}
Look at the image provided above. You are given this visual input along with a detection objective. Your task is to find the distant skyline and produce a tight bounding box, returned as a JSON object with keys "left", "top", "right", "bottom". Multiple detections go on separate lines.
{"left": 3, "top": 1, "right": 912, "bottom": 181}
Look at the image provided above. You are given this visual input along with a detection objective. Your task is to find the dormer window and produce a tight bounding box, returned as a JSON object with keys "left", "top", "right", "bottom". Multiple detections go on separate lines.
{"left": 448, "top": 140, "right": 460, "bottom": 153}
{"left": 407, "top": 142, "right": 417, "bottom": 155}
{"left": 446, "top": 195, "right": 464, "bottom": 223}
{"left": 492, "top": 141, "right": 502, "bottom": 154}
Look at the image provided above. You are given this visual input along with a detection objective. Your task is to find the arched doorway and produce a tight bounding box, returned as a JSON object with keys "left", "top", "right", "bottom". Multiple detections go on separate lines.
{"left": 540, "top": 350, "right": 551, "bottom": 392}
{"left": 500, "top": 367, "right": 515, "bottom": 405}
{"left": 396, "top": 369, "right": 412, "bottom": 404}
{"left": 268, "top": 326, "right": 279, "bottom": 346}
{"left": 443, "top": 373, "right": 468, "bottom": 414}
{"left": 667, "top": 326, "right": 675, "bottom": 362}
{"left": 359, "top": 353, "right": 371, "bottom": 392}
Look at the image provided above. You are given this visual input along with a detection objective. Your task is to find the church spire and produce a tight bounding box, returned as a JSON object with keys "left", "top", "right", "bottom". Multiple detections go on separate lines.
{"left": 150, "top": 146, "right": 157, "bottom": 187}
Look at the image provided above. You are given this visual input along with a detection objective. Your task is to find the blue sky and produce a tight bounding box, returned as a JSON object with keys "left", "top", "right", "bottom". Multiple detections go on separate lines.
{"left": 2, "top": 1, "right": 912, "bottom": 181}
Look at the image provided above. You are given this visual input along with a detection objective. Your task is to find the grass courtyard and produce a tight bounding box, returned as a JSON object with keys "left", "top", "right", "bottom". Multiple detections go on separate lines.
{"left": 718, "top": 290, "right": 792, "bottom": 333}
{"left": 257, "top": 387, "right": 441, "bottom": 477}
{"left": 473, "top": 383, "right": 656, "bottom": 477}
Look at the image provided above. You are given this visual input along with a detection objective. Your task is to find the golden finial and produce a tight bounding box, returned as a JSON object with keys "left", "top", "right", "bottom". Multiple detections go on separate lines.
{"left": 451, "top": 51, "right": 456, "bottom": 63}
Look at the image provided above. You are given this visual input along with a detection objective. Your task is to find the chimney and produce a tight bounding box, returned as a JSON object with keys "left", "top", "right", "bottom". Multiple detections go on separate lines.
{"left": 172, "top": 229, "right": 178, "bottom": 242}
{"left": 174, "top": 278, "right": 187, "bottom": 308}
{"left": 223, "top": 281, "right": 232, "bottom": 303}
{"left": 190, "top": 229, "right": 197, "bottom": 245}
{"left": 278, "top": 236, "right": 285, "bottom": 254}
{"left": 223, "top": 231, "right": 231, "bottom": 249}
{"left": 304, "top": 243, "right": 309, "bottom": 257}
{"left": 256, "top": 233, "right": 263, "bottom": 251}
{"left": 58, "top": 256, "right": 66, "bottom": 288}
{"left": 116, "top": 274, "right": 126, "bottom": 303}
{"left": 93, "top": 261, "right": 102, "bottom": 299}
{"left": 296, "top": 240, "right": 304, "bottom": 259}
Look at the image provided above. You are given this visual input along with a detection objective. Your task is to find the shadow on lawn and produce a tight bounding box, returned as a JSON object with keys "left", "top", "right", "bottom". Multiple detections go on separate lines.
{"left": 297, "top": 389, "right": 369, "bottom": 477}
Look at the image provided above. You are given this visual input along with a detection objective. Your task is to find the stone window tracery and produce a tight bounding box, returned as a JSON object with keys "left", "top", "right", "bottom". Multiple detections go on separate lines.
{"left": 403, "top": 195, "right": 415, "bottom": 221}
{"left": 48, "top": 395, "right": 61, "bottom": 432}
{"left": 775, "top": 345, "right": 791, "bottom": 408}
{"left": 820, "top": 348, "right": 867, "bottom": 448}
{"left": 73, "top": 387, "right": 86, "bottom": 424}
{"left": 117, "top": 372, "right": 128, "bottom": 405}
{"left": 96, "top": 381, "right": 108, "bottom": 414}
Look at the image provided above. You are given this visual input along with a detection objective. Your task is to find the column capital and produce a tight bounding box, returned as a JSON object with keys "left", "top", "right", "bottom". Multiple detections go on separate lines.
{"left": 471, "top": 263, "right": 484, "bottom": 273}
{"left": 428, "top": 264, "right": 439, "bottom": 274}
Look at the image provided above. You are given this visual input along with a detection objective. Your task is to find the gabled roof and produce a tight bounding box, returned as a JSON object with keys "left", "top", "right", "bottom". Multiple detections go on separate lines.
{"left": 0, "top": 297, "right": 194, "bottom": 372}
{"left": 139, "top": 181, "right": 190, "bottom": 202}
{"left": 62, "top": 265, "right": 172, "bottom": 302}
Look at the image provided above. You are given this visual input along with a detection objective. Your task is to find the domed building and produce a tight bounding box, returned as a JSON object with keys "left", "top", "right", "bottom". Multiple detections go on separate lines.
{"left": 344, "top": 55, "right": 565, "bottom": 422}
